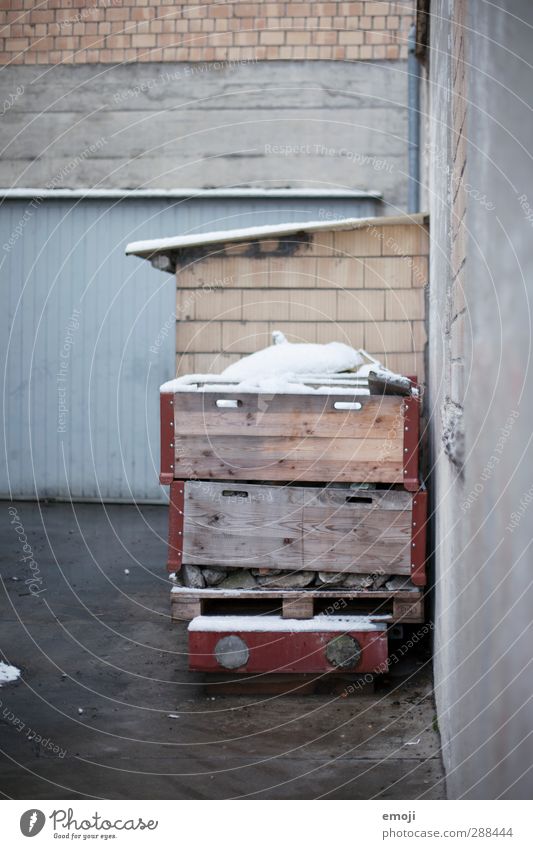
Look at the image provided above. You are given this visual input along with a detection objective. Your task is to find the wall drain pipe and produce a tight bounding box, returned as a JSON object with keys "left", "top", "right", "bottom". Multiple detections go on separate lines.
{"left": 408, "top": 23, "right": 421, "bottom": 213}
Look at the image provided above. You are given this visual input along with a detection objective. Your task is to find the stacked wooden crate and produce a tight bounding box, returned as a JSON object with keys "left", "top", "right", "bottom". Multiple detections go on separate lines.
{"left": 161, "top": 373, "right": 427, "bottom": 676}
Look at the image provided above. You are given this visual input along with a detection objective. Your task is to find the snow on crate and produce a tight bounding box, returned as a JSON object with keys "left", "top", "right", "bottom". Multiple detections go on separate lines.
{"left": 221, "top": 338, "right": 363, "bottom": 380}
{"left": 159, "top": 334, "right": 409, "bottom": 395}
{"left": 188, "top": 615, "right": 387, "bottom": 633}
{"left": 0, "top": 661, "right": 21, "bottom": 687}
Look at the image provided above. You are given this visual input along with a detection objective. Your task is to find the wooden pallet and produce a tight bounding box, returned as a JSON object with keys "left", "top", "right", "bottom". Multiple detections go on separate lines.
{"left": 170, "top": 586, "right": 425, "bottom": 624}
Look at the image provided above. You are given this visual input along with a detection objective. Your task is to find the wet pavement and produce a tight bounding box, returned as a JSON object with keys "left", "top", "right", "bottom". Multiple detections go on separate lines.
{"left": 0, "top": 501, "right": 445, "bottom": 799}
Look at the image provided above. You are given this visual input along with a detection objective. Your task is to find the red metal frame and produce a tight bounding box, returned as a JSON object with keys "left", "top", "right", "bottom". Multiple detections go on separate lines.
{"left": 167, "top": 480, "right": 184, "bottom": 573}
{"left": 159, "top": 392, "right": 175, "bottom": 485}
{"left": 410, "top": 488, "right": 428, "bottom": 586}
{"left": 402, "top": 395, "right": 420, "bottom": 491}
{"left": 189, "top": 628, "right": 388, "bottom": 674}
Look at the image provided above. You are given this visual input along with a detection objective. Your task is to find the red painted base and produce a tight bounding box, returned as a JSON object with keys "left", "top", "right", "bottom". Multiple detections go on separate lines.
{"left": 189, "top": 625, "right": 389, "bottom": 674}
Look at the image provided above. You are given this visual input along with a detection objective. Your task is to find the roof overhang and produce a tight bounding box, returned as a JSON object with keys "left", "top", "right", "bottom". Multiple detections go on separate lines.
{"left": 125, "top": 212, "right": 429, "bottom": 274}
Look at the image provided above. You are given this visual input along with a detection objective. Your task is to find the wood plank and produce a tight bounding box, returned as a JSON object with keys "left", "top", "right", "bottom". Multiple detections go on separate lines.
{"left": 302, "top": 488, "right": 412, "bottom": 573}
{"left": 170, "top": 595, "right": 203, "bottom": 622}
{"left": 173, "top": 392, "right": 404, "bottom": 440}
{"left": 183, "top": 481, "right": 303, "bottom": 569}
{"left": 282, "top": 596, "right": 315, "bottom": 620}
{"left": 174, "top": 435, "right": 403, "bottom": 483}
{"left": 181, "top": 482, "right": 412, "bottom": 573}
{"left": 171, "top": 586, "right": 421, "bottom": 600}
{"left": 302, "top": 487, "right": 412, "bottom": 510}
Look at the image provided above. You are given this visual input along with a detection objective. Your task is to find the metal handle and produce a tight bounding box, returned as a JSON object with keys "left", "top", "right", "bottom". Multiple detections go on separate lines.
{"left": 216, "top": 398, "right": 242, "bottom": 408}
{"left": 333, "top": 401, "right": 362, "bottom": 411}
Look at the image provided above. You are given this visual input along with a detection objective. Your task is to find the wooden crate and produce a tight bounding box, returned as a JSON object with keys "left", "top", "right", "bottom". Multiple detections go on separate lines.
{"left": 167, "top": 481, "right": 427, "bottom": 584}
{"left": 160, "top": 389, "right": 420, "bottom": 489}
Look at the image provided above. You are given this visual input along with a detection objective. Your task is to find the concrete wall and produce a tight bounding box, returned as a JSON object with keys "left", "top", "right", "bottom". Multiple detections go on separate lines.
{"left": 170, "top": 217, "right": 428, "bottom": 379}
{"left": 1, "top": 59, "right": 412, "bottom": 210}
{"left": 426, "top": 0, "right": 533, "bottom": 798}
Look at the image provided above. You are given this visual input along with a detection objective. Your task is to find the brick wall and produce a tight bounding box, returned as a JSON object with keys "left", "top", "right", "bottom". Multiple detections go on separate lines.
{"left": 1, "top": 1, "right": 414, "bottom": 66}
{"left": 171, "top": 217, "right": 428, "bottom": 380}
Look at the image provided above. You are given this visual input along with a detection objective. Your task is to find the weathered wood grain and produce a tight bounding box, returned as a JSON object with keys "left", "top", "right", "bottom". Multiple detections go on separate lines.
{"left": 172, "top": 392, "right": 405, "bottom": 483}
{"left": 174, "top": 436, "right": 402, "bottom": 483}
{"left": 301, "top": 487, "right": 411, "bottom": 573}
{"left": 182, "top": 481, "right": 412, "bottom": 573}
{"left": 173, "top": 393, "right": 404, "bottom": 440}
{"left": 183, "top": 481, "right": 303, "bottom": 569}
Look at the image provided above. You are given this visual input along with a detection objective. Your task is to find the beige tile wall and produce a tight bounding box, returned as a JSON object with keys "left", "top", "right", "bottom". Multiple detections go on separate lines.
{"left": 174, "top": 219, "right": 429, "bottom": 383}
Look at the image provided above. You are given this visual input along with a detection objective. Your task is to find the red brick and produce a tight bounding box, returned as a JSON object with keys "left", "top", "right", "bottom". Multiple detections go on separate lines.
{"left": 339, "top": 31, "right": 363, "bottom": 44}
{"left": 235, "top": 31, "right": 258, "bottom": 46}
{"left": 234, "top": 4, "right": 260, "bottom": 16}
{"left": 105, "top": 9, "right": 129, "bottom": 22}
{"left": 209, "top": 4, "right": 231, "bottom": 17}
{"left": 286, "top": 31, "right": 311, "bottom": 45}
{"left": 365, "top": 2, "right": 390, "bottom": 13}
{"left": 345, "top": 45, "right": 361, "bottom": 58}
{"left": 107, "top": 34, "right": 129, "bottom": 48}
{"left": 341, "top": 3, "right": 364, "bottom": 13}
{"left": 6, "top": 37, "right": 28, "bottom": 49}
{"left": 131, "top": 34, "right": 156, "bottom": 47}
{"left": 312, "top": 30, "right": 336, "bottom": 45}
{"left": 131, "top": 7, "right": 155, "bottom": 21}
{"left": 260, "top": 30, "right": 284, "bottom": 45}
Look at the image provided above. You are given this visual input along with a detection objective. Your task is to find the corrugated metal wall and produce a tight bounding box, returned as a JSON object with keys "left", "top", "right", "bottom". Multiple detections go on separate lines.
{"left": 1, "top": 194, "right": 380, "bottom": 501}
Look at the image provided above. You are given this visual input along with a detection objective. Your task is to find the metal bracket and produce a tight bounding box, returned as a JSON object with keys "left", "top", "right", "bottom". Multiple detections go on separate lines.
{"left": 402, "top": 395, "right": 420, "bottom": 491}
{"left": 167, "top": 481, "right": 185, "bottom": 573}
{"left": 160, "top": 391, "right": 175, "bottom": 485}
{"left": 410, "top": 488, "right": 428, "bottom": 586}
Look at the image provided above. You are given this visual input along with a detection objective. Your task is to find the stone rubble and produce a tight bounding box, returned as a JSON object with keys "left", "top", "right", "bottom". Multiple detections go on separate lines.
{"left": 180, "top": 567, "right": 415, "bottom": 591}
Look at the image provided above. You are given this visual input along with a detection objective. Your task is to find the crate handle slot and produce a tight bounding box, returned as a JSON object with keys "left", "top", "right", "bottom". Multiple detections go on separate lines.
{"left": 333, "top": 401, "right": 362, "bottom": 411}
{"left": 345, "top": 495, "right": 373, "bottom": 504}
{"left": 216, "top": 398, "right": 242, "bottom": 408}
{"left": 222, "top": 490, "right": 249, "bottom": 498}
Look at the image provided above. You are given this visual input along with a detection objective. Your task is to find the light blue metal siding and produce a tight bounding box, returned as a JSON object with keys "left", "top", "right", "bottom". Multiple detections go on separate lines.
{"left": 1, "top": 194, "right": 379, "bottom": 501}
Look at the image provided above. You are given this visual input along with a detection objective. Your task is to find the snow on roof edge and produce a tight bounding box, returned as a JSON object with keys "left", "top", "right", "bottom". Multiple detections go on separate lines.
{"left": 125, "top": 212, "right": 429, "bottom": 258}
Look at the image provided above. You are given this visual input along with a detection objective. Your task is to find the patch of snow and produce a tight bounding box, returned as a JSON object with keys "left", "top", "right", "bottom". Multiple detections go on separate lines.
{"left": 126, "top": 217, "right": 367, "bottom": 256}
{"left": 161, "top": 375, "right": 370, "bottom": 396}
{"left": 188, "top": 614, "right": 386, "bottom": 633}
{"left": 0, "top": 661, "right": 21, "bottom": 687}
{"left": 221, "top": 340, "right": 363, "bottom": 381}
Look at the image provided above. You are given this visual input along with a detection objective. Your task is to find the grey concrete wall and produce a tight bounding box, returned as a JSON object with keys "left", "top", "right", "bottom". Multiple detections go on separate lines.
{"left": 0, "top": 60, "right": 410, "bottom": 210}
{"left": 427, "top": 0, "right": 533, "bottom": 798}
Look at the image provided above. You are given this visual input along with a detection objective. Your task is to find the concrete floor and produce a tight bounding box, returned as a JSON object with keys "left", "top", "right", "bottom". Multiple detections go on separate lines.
{"left": 0, "top": 501, "right": 445, "bottom": 799}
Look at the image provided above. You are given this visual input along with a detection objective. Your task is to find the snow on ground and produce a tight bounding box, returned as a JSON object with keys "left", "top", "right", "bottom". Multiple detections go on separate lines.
{"left": 0, "top": 661, "right": 21, "bottom": 687}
